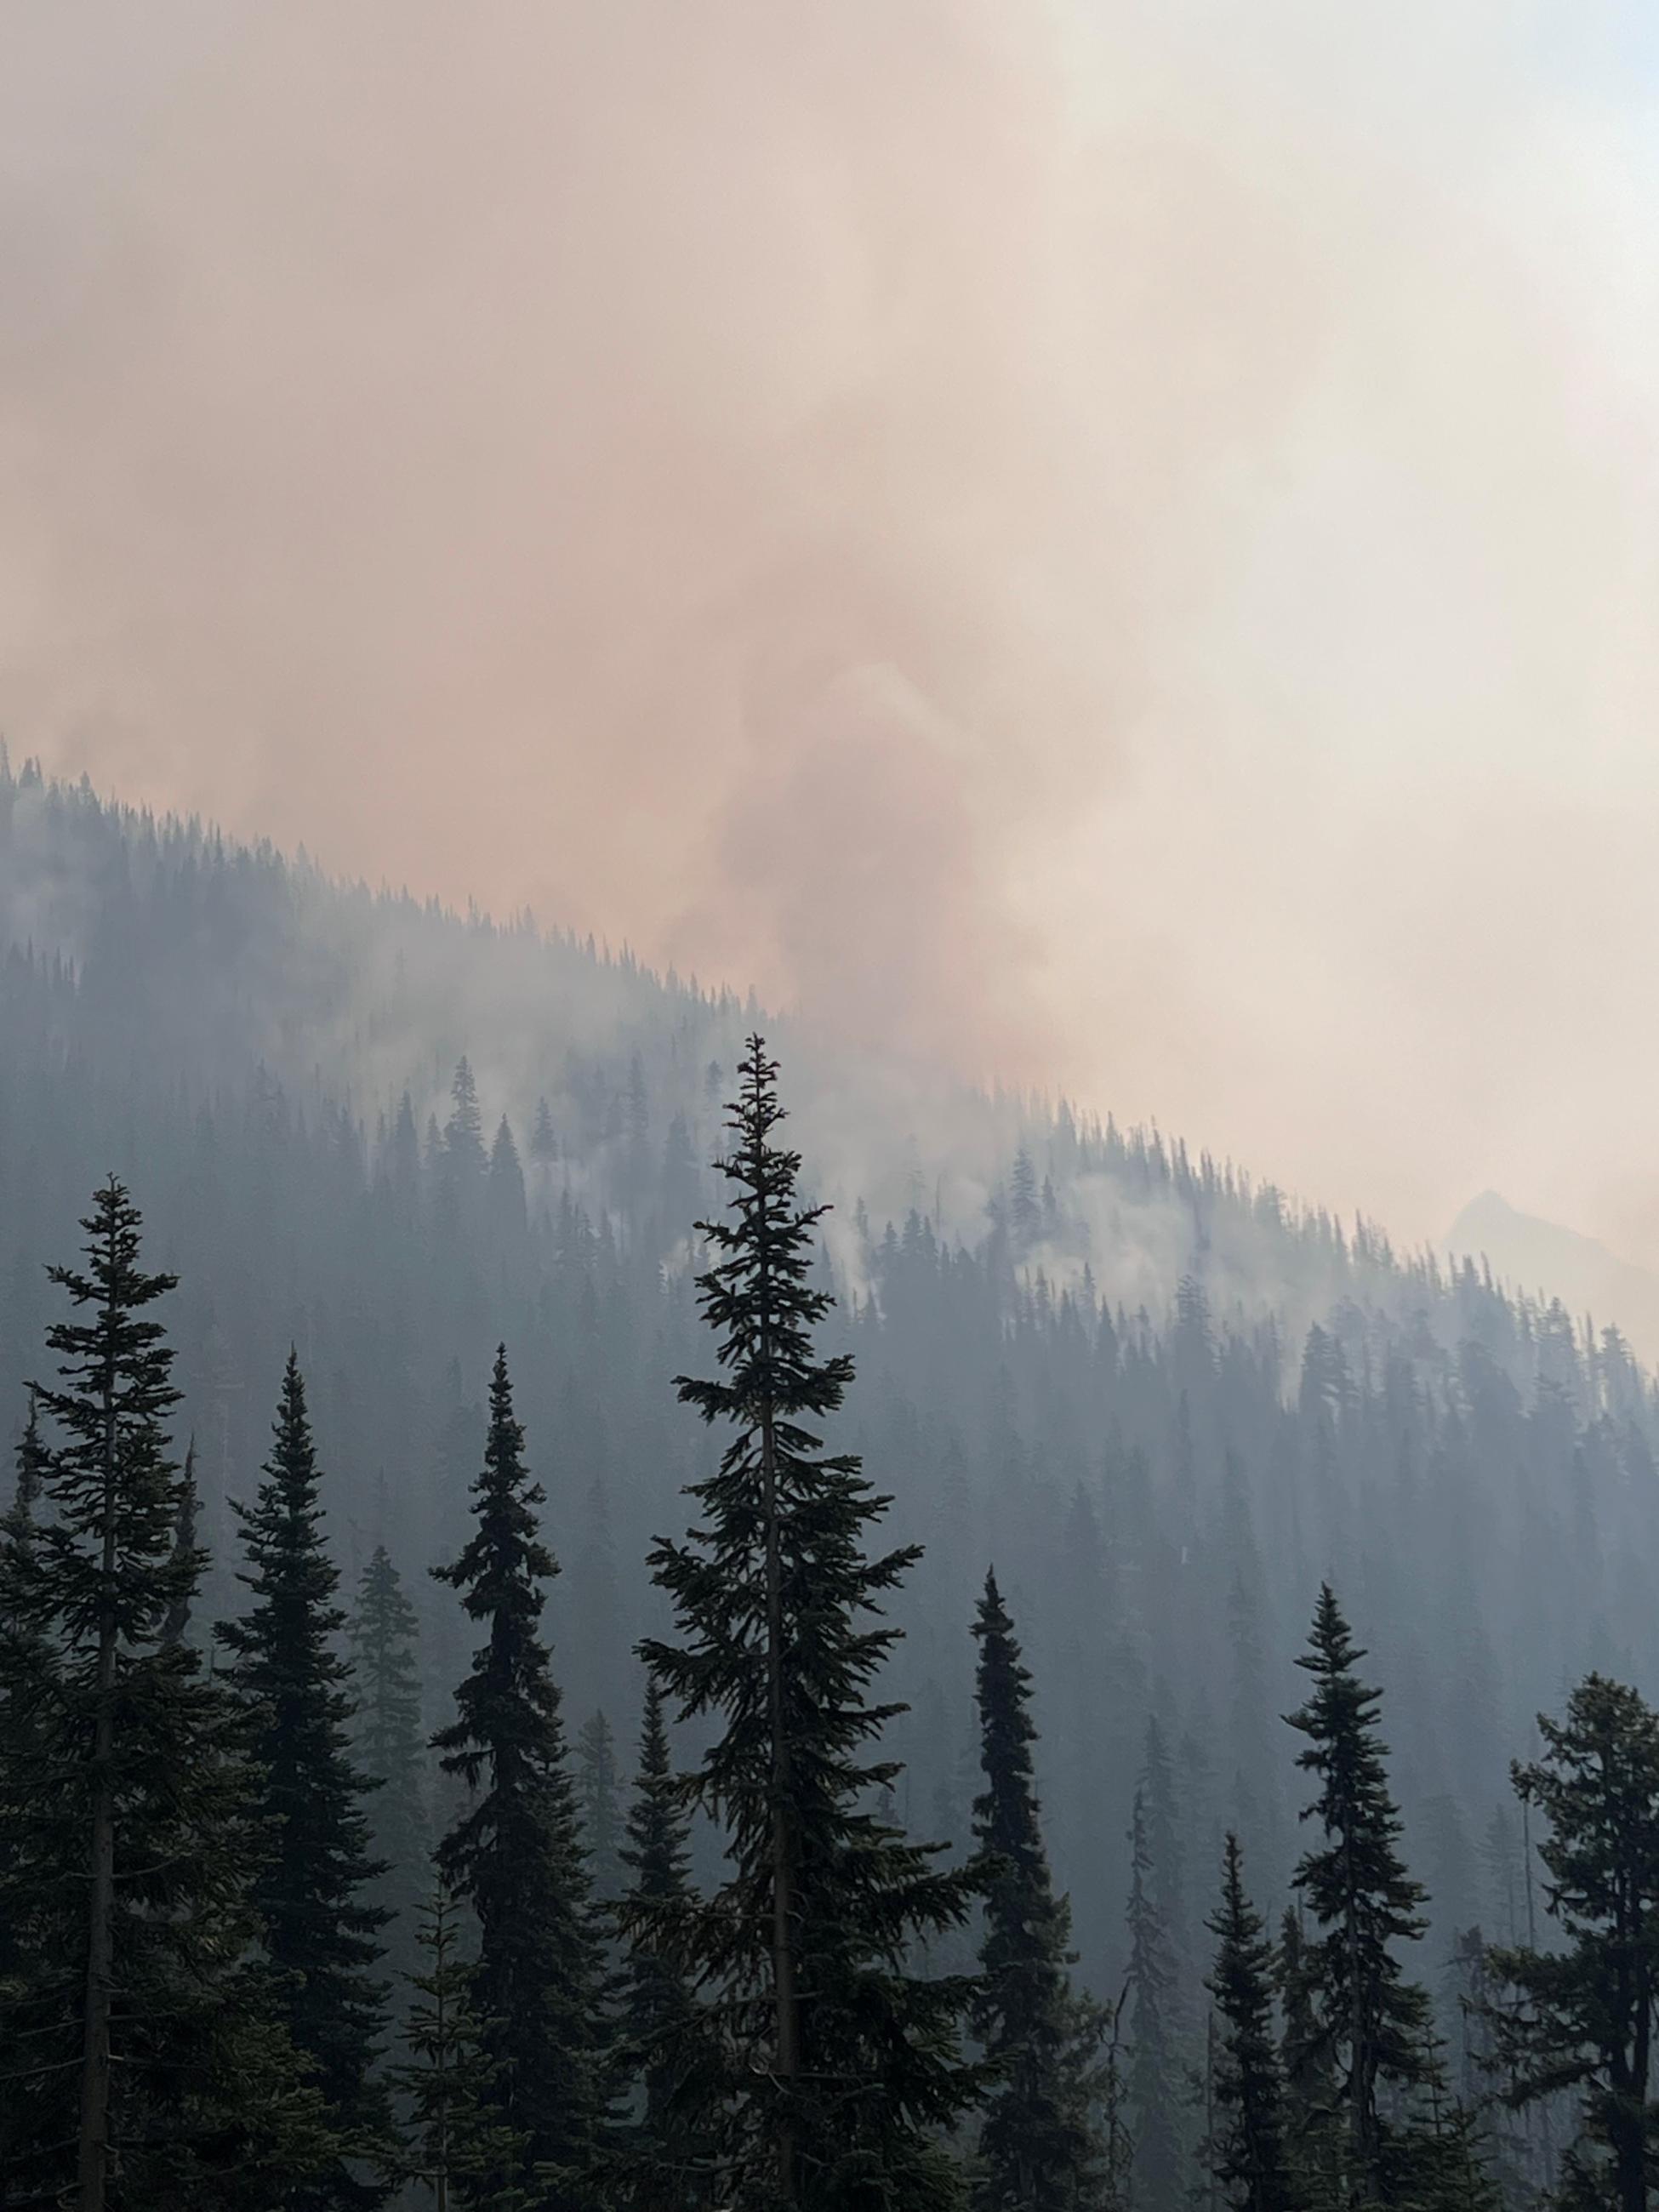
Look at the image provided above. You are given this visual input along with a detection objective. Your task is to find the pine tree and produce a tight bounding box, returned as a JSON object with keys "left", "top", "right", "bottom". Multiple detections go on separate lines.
{"left": 578, "top": 1709, "right": 625, "bottom": 1904}
{"left": 1486, "top": 1674, "right": 1659, "bottom": 2212}
{"left": 969, "top": 1569, "right": 1103, "bottom": 2212}
{"left": 1206, "top": 1835, "right": 1300, "bottom": 2212}
{"left": 637, "top": 1035, "right": 982, "bottom": 2209}
{"left": 0, "top": 1179, "right": 334, "bottom": 2208}
{"left": 431, "top": 1346, "right": 610, "bottom": 2210}
{"left": 351, "top": 1542, "right": 432, "bottom": 1988}
{"left": 219, "top": 1350, "right": 395, "bottom": 2208}
{"left": 393, "top": 1884, "right": 529, "bottom": 2212}
{"left": 1284, "top": 1586, "right": 1433, "bottom": 2207}
{"left": 615, "top": 1678, "right": 710, "bottom": 2209}
{"left": 1126, "top": 1786, "right": 1185, "bottom": 2210}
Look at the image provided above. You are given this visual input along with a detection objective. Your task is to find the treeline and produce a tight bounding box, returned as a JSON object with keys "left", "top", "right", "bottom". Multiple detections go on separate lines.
{"left": 11, "top": 758, "right": 1659, "bottom": 2055}
{"left": 3, "top": 1042, "right": 1659, "bottom": 2210}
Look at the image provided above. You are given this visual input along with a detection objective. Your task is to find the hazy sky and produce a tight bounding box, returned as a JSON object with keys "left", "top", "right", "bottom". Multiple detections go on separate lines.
{"left": 3, "top": 2, "right": 1657, "bottom": 1256}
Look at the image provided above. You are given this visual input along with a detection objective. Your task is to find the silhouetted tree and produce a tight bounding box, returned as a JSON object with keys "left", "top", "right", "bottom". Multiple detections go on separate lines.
{"left": 219, "top": 1351, "right": 395, "bottom": 2207}
{"left": 641, "top": 1037, "right": 982, "bottom": 2209}
{"left": 432, "top": 1348, "right": 610, "bottom": 2210}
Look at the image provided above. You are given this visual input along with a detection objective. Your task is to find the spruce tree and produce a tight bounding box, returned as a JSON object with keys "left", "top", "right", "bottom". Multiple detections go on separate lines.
{"left": 615, "top": 1678, "right": 710, "bottom": 2209}
{"left": 431, "top": 1346, "right": 609, "bottom": 2210}
{"left": 969, "top": 1569, "right": 1103, "bottom": 2212}
{"left": 219, "top": 1351, "right": 395, "bottom": 2208}
{"left": 351, "top": 1542, "right": 432, "bottom": 1988}
{"left": 1126, "top": 1786, "right": 1185, "bottom": 2211}
{"left": 393, "top": 1884, "right": 528, "bottom": 2212}
{"left": 637, "top": 1035, "right": 982, "bottom": 2209}
{"left": 1284, "top": 1586, "right": 1433, "bottom": 2207}
{"left": 1487, "top": 1673, "right": 1659, "bottom": 2212}
{"left": 1206, "top": 1835, "right": 1300, "bottom": 2212}
{"left": 0, "top": 1179, "right": 334, "bottom": 2208}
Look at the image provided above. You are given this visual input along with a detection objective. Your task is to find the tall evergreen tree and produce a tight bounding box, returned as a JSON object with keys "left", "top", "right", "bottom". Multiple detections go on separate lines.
{"left": 0, "top": 1180, "right": 333, "bottom": 2209}
{"left": 1487, "top": 1673, "right": 1659, "bottom": 2212}
{"left": 1126, "top": 1786, "right": 1185, "bottom": 2211}
{"left": 969, "top": 1569, "right": 1103, "bottom": 2212}
{"left": 1206, "top": 1835, "right": 1300, "bottom": 2212}
{"left": 638, "top": 1035, "right": 982, "bottom": 2209}
{"left": 351, "top": 1542, "right": 432, "bottom": 1988}
{"left": 219, "top": 1351, "right": 395, "bottom": 2209}
{"left": 393, "top": 1884, "right": 528, "bottom": 2212}
{"left": 431, "top": 1347, "right": 610, "bottom": 2210}
{"left": 615, "top": 1678, "right": 710, "bottom": 2209}
{"left": 1284, "top": 1586, "right": 1433, "bottom": 2208}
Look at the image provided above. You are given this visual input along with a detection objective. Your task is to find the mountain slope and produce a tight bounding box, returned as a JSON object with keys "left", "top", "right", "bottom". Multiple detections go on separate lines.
{"left": 2, "top": 754, "right": 1656, "bottom": 2009}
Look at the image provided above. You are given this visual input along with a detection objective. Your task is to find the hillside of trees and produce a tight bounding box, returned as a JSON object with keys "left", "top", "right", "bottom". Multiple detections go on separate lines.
{"left": 7, "top": 761, "right": 1659, "bottom": 2206}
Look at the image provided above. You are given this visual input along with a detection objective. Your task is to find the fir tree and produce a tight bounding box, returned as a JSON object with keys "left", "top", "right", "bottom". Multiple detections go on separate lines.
{"left": 219, "top": 1350, "right": 395, "bottom": 2209}
{"left": 578, "top": 1709, "right": 625, "bottom": 1904}
{"left": 638, "top": 1035, "right": 982, "bottom": 2209}
{"left": 1284, "top": 1586, "right": 1433, "bottom": 2207}
{"left": 393, "top": 1883, "right": 529, "bottom": 2212}
{"left": 969, "top": 1569, "right": 1103, "bottom": 2212}
{"left": 431, "top": 1346, "right": 610, "bottom": 2210}
{"left": 1206, "top": 1835, "right": 1300, "bottom": 2212}
{"left": 1126, "top": 1786, "right": 1185, "bottom": 2211}
{"left": 1487, "top": 1674, "right": 1659, "bottom": 2212}
{"left": 615, "top": 1678, "right": 710, "bottom": 2209}
{"left": 0, "top": 1180, "right": 334, "bottom": 2208}
{"left": 351, "top": 1542, "right": 432, "bottom": 1988}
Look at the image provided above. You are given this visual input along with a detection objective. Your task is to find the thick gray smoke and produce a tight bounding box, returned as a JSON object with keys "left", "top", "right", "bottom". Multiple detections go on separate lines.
{"left": 1, "top": 2, "right": 1656, "bottom": 1251}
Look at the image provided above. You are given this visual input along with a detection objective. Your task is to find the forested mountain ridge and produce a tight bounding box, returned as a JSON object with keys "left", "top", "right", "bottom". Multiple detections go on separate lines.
{"left": 3, "top": 749, "right": 1657, "bottom": 2057}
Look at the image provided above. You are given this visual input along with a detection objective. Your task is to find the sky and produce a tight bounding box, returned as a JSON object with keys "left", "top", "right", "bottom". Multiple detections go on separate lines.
{"left": 2, "top": 2, "right": 1657, "bottom": 1257}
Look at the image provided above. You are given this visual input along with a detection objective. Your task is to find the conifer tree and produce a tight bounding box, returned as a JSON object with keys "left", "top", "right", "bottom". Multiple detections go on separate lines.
{"left": 432, "top": 1346, "right": 610, "bottom": 2210}
{"left": 1206, "top": 1835, "right": 1300, "bottom": 2212}
{"left": 0, "top": 1180, "right": 334, "bottom": 2209}
{"left": 638, "top": 1035, "right": 982, "bottom": 2209}
{"left": 969, "top": 1569, "right": 1103, "bottom": 2212}
{"left": 615, "top": 1678, "right": 710, "bottom": 2209}
{"left": 393, "top": 1884, "right": 528, "bottom": 2212}
{"left": 578, "top": 1708, "right": 625, "bottom": 1904}
{"left": 1487, "top": 1673, "right": 1659, "bottom": 2212}
{"left": 219, "top": 1351, "right": 395, "bottom": 2209}
{"left": 1126, "top": 1786, "right": 1185, "bottom": 2210}
{"left": 1284, "top": 1586, "right": 1433, "bottom": 2207}
{"left": 351, "top": 1542, "right": 432, "bottom": 1987}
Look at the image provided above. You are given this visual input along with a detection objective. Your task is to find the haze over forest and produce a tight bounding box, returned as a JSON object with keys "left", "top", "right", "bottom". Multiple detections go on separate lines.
{"left": 4, "top": 0, "right": 1659, "bottom": 1253}
{"left": 3, "top": 9, "right": 1659, "bottom": 2212}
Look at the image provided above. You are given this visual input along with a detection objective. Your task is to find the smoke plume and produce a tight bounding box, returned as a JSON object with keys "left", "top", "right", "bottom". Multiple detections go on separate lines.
{"left": 2, "top": 2, "right": 1656, "bottom": 1250}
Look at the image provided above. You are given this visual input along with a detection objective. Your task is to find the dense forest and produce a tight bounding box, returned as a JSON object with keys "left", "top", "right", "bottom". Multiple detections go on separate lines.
{"left": 6, "top": 761, "right": 1659, "bottom": 2207}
